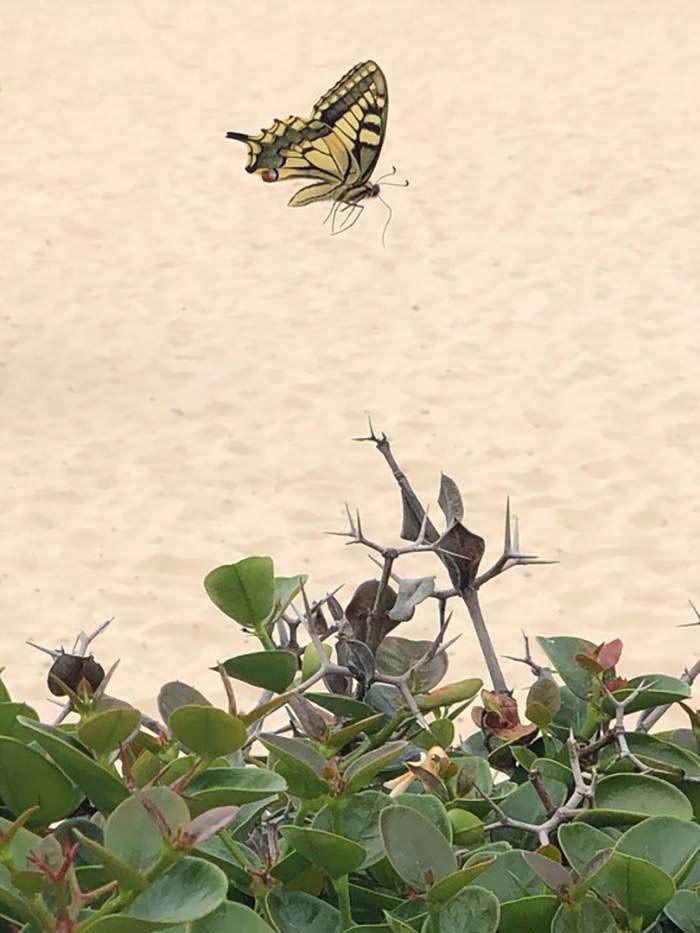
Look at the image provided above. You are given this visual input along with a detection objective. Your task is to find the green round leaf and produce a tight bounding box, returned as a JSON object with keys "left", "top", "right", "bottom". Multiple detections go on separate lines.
{"left": 344, "top": 741, "right": 407, "bottom": 794}
{"left": 169, "top": 705, "right": 247, "bottom": 757}
{"left": 616, "top": 816, "right": 700, "bottom": 879}
{"left": 260, "top": 733, "right": 329, "bottom": 799}
{"left": 439, "top": 886, "right": 500, "bottom": 933}
{"left": 105, "top": 788, "right": 190, "bottom": 873}
{"left": 467, "top": 850, "right": 545, "bottom": 902}
{"left": 578, "top": 773, "right": 693, "bottom": 826}
{"left": 157, "top": 681, "right": 212, "bottom": 723}
{"left": 204, "top": 557, "right": 274, "bottom": 627}
{"left": 536, "top": 636, "right": 597, "bottom": 700}
{"left": 551, "top": 895, "right": 618, "bottom": 933}
{"left": 281, "top": 826, "right": 366, "bottom": 879}
{"left": 0, "top": 736, "right": 82, "bottom": 825}
{"left": 78, "top": 706, "right": 141, "bottom": 755}
{"left": 124, "top": 856, "right": 228, "bottom": 925}
{"left": 498, "top": 894, "right": 558, "bottom": 933}
{"left": 314, "top": 791, "right": 393, "bottom": 869}
{"left": 18, "top": 718, "right": 129, "bottom": 814}
{"left": 190, "top": 901, "right": 276, "bottom": 932}
{"left": 664, "top": 890, "right": 700, "bottom": 932}
{"left": 0, "top": 703, "right": 39, "bottom": 742}
{"left": 267, "top": 888, "right": 339, "bottom": 933}
{"left": 380, "top": 805, "right": 457, "bottom": 891}
{"left": 186, "top": 766, "right": 286, "bottom": 816}
{"left": 217, "top": 650, "right": 298, "bottom": 693}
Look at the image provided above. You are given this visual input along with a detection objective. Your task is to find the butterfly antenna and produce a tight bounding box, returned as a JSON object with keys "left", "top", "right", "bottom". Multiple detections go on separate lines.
{"left": 382, "top": 178, "right": 410, "bottom": 188}
{"left": 378, "top": 194, "right": 393, "bottom": 248}
{"left": 375, "top": 165, "right": 398, "bottom": 185}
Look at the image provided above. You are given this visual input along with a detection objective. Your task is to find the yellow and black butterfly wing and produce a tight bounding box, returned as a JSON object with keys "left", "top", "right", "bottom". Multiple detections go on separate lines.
{"left": 227, "top": 61, "right": 388, "bottom": 206}
{"left": 311, "top": 60, "right": 388, "bottom": 184}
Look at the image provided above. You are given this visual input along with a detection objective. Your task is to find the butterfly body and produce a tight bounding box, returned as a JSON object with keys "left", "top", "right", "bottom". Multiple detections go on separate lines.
{"left": 227, "top": 61, "right": 391, "bottom": 229}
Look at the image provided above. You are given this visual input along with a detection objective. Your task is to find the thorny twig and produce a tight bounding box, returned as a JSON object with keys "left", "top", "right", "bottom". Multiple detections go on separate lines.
{"left": 502, "top": 630, "right": 548, "bottom": 678}
{"left": 354, "top": 417, "right": 555, "bottom": 695}
{"left": 474, "top": 498, "right": 558, "bottom": 589}
{"left": 479, "top": 731, "right": 596, "bottom": 845}
{"left": 637, "top": 601, "right": 700, "bottom": 733}
{"left": 601, "top": 678, "right": 656, "bottom": 772}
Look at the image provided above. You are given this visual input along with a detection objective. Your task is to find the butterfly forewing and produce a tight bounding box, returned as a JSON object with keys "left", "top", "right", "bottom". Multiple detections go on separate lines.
{"left": 312, "top": 60, "right": 388, "bottom": 183}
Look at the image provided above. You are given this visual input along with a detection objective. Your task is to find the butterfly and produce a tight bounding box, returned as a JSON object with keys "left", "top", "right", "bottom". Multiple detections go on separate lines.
{"left": 226, "top": 61, "right": 407, "bottom": 240}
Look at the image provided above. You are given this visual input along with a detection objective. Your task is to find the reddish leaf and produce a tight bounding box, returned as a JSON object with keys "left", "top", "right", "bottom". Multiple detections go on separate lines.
{"left": 597, "top": 639, "right": 623, "bottom": 671}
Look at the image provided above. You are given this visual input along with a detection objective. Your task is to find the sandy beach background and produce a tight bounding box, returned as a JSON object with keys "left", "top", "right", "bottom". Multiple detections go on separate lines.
{"left": 3, "top": 2, "right": 700, "bottom": 730}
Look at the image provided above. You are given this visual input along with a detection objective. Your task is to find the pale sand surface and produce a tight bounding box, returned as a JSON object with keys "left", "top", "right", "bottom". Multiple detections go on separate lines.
{"left": 2, "top": 2, "right": 700, "bottom": 728}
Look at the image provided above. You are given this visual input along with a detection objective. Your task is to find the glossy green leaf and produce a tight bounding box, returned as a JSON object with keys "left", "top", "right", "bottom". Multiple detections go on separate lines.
{"left": 536, "top": 636, "right": 597, "bottom": 700}
{"left": 0, "top": 736, "right": 82, "bottom": 825}
{"left": 380, "top": 805, "right": 457, "bottom": 891}
{"left": 616, "top": 816, "right": 700, "bottom": 879}
{"left": 281, "top": 826, "right": 366, "bottom": 879}
{"left": 272, "top": 574, "right": 308, "bottom": 617}
{"left": 188, "top": 901, "right": 276, "bottom": 932}
{"left": 73, "top": 829, "right": 150, "bottom": 891}
{"left": 260, "top": 733, "right": 329, "bottom": 799}
{"left": 498, "top": 894, "right": 558, "bottom": 932}
{"left": 301, "top": 644, "right": 333, "bottom": 681}
{"left": 157, "top": 681, "right": 212, "bottom": 723}
{"left": 558, "top": 822, "right": 613, "bottom": 874}
{"left": 186, "top": 767, "right": 286, "bottom": 815}
{"left": 602, "top": 674, "right": 692, "bottom": 715}
{"left": 18, "top": 716, "right": 129, "bottom": 814}
{"left": 447, "top": 808, "right": 484, "bottom": 846}
{"left": 0, "top": 815, "right": 41, "bottom": 871}
{"left": 498, "top": 776, "right": 568, "bottom": 826}
{"left": 314, "top": 791, "right": 393, "bottom": 868}
{"left": 399, "top": 793, "right": 452, "bottom": 841}
{"left": 77, "top": 706, "right": 141, "bottom": 755}
{"left": 551, "top": 895, "right": 617, "bottom": 933}
{"left": 169, "top": 705, "right": 247, "bottom": 757}
{"left": 105, "top": 787, "right": 190, "bottom": 873}
{"left": 525, "top": 673, "right": 561, "bottom": 728}
{"left": 578, "top": 773, "right": 693, "bottom": 825}
{"left": 217, "top": 650, "right": 297, "bottom": 693}
{"left": 0, "top": 703, "right": 39, "bottom": 742}
{"left": 664, "top": 890, "right": 700, "bottom": 932}
{"left": 594, "top": 851, "right": 676, "bottom": 926}
{"left": 267, "top": 888, "right": 340, "bottom": 933}
{"left": 204, "top": 557, "right": 274, "bottom": 627}
{"left": 304, "top": 693, "right": 377, "bottom": 721}
{"left": 344, "top": 741, "right": 407, "bottom": 794}
{"left": 438, "top": 885, "right": 500, "bottom": 933}
{"left": 417, "top": 679, "right": 482, "bottom": 711}
{"left": 325, "top": 714, "right": 386, "bottom": 751}
{"left": 123, "top": 856, "right": 228, "bottom": 924}
{"left": 600, "top": 732, "right": 700, "bottom": 778}
{"left": 468, "top": 850, "right": 545, "bottom": 902}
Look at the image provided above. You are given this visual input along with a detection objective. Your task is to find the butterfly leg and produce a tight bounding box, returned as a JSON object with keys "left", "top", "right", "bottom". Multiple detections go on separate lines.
{"left": 331, "top": 203, "right": 365, "bottom": 236}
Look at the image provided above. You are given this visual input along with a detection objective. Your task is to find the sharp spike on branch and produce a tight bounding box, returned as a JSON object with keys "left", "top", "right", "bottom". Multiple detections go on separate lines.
{"left": 504, "top": 497, "right": 512, "bottom": 553}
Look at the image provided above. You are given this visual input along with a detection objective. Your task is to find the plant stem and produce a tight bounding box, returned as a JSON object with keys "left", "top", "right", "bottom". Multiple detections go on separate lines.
{"left": 463, "top": 588, "right": 507, "bottom": 693}
{"left": 333, "top": 875, "right": 353, "bottom": 931}
{"left": 256, "top": 624, "right": 276, "bottom": 651}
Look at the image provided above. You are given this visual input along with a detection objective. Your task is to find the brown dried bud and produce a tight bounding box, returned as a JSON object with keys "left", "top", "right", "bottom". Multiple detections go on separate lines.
{"left": 47, "top": 653, "right": 105, "bottom": 697}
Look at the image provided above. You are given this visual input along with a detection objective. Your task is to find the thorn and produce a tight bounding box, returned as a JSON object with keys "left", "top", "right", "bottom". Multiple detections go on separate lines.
{"left": 504, "top": 497, "right": 512, "bottom": 554}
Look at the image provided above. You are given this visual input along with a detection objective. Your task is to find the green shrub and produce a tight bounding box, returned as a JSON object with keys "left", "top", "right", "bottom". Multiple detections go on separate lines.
{"left": 0, "top": 425, "right": 699, "bottom": 932}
